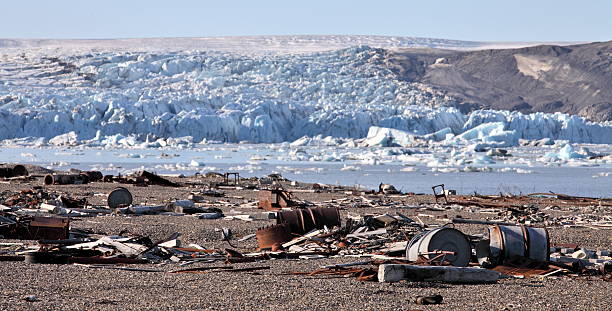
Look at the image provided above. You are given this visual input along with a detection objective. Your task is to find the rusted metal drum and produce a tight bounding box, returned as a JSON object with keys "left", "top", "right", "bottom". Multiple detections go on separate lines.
{"left": 277, "top": 209, "right": 302, "bottom": 233}
{"left": 107, "top": 187, "right": 133, "bottom": 209}
{"left": 406, "top": 227, "right": 471, "bottom": 267}
{"left": 310, "top": 207, "right": 341, "bottom": 229}
{"left": 256, "top": 224, "right": 293, "bottom": 250}
{"left": 277, "top": 207, "right": 341, "bottom": 234}
{"left": 492, "top": 225, "right": 525, "bottom": 260}
{"left": 477, "top": 225, "right": 549, "bottom": 266}
{"left": 44, "top": 174, "right": 89, "bottom": 185}
{"left": 525, "top": 226, "right": 549, "bottom": 262}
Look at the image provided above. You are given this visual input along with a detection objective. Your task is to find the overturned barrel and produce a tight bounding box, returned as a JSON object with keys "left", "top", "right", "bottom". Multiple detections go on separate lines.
{"left": 44, "top": 174, "right": 89, "bottom": 185}
{"left": 476, "top": 225, "right": 549, "bottom": 267}
{"left": 406, "top": 227, "right": 471, "bottom": 267}
{"left": 276, "top": 207, "right": 341, "bottom": 235}
{"left": 107, "top": 187, "right": 133, "bottom": 209}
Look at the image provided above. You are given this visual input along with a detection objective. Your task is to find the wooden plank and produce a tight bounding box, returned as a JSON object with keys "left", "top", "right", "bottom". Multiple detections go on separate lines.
{"left": 346, "top": 228, "right": 387, "bottom": 238}
{"left": 281, "top": 229, "right": 323, "bottom": 248}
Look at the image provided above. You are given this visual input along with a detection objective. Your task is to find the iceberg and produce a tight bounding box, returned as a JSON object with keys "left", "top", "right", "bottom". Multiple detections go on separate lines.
{"left": 363, "top": 126, "right": 416, "bottom": 147}
{"left": 544, "top": 144, "right": 586, "bottom": 161}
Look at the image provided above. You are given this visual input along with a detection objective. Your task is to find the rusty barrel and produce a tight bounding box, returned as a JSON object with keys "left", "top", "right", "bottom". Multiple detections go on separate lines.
{"left": 107, "top": 187, "right": 133, "bottom": 209}
{"left": 406, "top": 227, "right": 471, "bottom": 267}
{"left": 477, "top": 225, "right": 549, "bottom": 266}
{"left": 277, "top": 207, "right": 340, "bottom": 234}
{"left": 44, "top": 174, "right": 89, "bottom": 185}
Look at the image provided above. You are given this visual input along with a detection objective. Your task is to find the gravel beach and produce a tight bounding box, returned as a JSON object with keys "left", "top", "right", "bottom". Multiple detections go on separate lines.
{"left": 1, "top": 175, "right": 610, "bottom": 311}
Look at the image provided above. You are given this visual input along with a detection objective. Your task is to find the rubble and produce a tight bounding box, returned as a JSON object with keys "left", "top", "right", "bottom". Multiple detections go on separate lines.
{"left": 0, "top": 214, "right": 69, "bottom": 240}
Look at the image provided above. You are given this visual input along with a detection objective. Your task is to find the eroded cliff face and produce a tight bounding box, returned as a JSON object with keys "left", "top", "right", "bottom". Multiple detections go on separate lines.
{"left": 388, "top": 41, "right": 612, "bottom": 121}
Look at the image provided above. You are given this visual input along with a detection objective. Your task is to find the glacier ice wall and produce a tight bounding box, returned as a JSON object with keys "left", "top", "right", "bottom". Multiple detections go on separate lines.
{"left": 1, "top": 46, "right": 612, "bottom": 145}
{"left": 0, "top": 47, "right": 459, "bottom": 143}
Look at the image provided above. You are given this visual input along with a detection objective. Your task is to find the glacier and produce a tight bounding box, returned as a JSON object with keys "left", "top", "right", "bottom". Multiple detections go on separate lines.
{"left": 2, "top": 46, "right": 612, "bottom": 148}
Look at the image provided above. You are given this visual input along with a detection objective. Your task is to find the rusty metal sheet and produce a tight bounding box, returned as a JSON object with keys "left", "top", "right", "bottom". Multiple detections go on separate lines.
{"left": 30, "top": 216, "right": 70, "bottom": 228}
{"left": 256, "top": 224, "right": 293, "bottom": 250}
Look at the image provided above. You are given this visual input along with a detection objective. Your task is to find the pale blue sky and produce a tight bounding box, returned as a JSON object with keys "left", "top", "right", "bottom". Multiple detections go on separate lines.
{"left": 2, "top": 0, "right": 610, "bottom": 42}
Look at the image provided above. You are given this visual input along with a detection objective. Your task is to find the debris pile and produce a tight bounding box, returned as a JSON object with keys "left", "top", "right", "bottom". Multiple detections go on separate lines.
{"left": 0, "top": 214, "right": 69, "bottom": 240}
{"left": 0, "top": 166, "right": 610, "bottom": 291}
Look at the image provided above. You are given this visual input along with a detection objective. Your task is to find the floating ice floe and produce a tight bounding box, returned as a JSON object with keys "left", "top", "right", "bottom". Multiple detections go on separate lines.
{"left": 340, "top": 165, "right": 361, "bottom": 171}
{"left": 189, "top": 160, "right": 205, "bottom": 167}
{"left": 543, "top": 144, "right": 586, "bottom": 161}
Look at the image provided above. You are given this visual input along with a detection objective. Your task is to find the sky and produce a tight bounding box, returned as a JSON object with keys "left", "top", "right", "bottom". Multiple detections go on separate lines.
{"left": 2, "top": 0, "right": 610, "bottom": 42}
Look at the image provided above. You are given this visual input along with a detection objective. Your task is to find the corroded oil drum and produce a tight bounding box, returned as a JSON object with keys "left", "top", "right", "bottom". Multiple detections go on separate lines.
{"left": 477, "top": 225, "right": 549, "bottom": 266}
{"left": 277, "top": 207, "right": 341, "bottom": 234}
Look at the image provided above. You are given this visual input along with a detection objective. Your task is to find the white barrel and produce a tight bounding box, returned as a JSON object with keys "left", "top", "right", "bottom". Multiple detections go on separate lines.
{"left": 406, "top": 227, "right": 471, "bottom": 267}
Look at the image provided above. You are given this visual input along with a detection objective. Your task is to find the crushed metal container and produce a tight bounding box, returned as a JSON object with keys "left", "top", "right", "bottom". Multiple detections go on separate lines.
{"left": 256, "top": 207, "right": 341, "bottom": 249}
{"left": 81, "top": 171, "right": 103, "bottom": 182}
